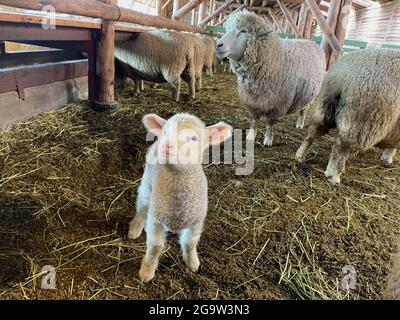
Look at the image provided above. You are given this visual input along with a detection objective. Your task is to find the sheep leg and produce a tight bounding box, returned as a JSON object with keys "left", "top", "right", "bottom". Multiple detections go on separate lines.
{"left": 296, "top": 123, "right": 329, "bottom": 162}
{"left": 246, "top": 120, "right": 258, "bottom": 141}
{"left": 179, "top": 225, "right": 202, "bottom": 273}
{"left": 139, "top": 220, "right": 166, "bottom": 283}
{"left": 134, "top": 79, "right": 141, "bottom": 96}
{"left": 195, "top": 73, "right": 202, "bottom": 92}
{"left": 296, "top": 109, "right": 306, "bottom": 129}
{"left": 140, "top": 80, "right": 145, "bottom": 92}
{"left": 381, "top": 148, "right": 397, "bottom": 164}
{"left": 325, "top": 138, "right": 351, "bottom": 185}
{"left": 263, "top": 120, "right": 275, "bottom": 147}
{"left": 170, "top": 78, "right": 181, "bottom": 102}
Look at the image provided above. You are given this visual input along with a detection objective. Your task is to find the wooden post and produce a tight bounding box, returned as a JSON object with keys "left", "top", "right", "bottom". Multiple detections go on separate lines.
{"left": 216, "top": 4, "right": 245, "bottom": 26}
{"left": 172, "top": 0, "right": 205, "bottom": 21}
{"left": 173, "top": 0, "right": 180, "bottom": 16}
{"left": 268, "top": 8, "right": 285, "bottom": 33}
{"left": 304, "top": 0, "right": 321, "bottom": 39}
{"left": 305, "top": 0, "right": 341, "bottom": 51}
{"left": 198, "top": 0, "right": 207, "bottom": 25}
{"left": 199, "top": 0, "right": 234, "bottom": 27}
{"left": 262, "top": 14, "right": 274, "bottom": 30}
{"left": 0, "top": 41, "right": 5, "bottom": 54}
{"left": 328, "top": 0, "right": 353, "bottom": 68}
{"left": 156, "top": 0, "right": 165, "bottom": 17}
{"left": 277, "top": 1, "right": 302, "bottom": 38}
{"left": 321, "top": 0, "right": 341, "bottom": 67}
{"left": 93, "top": 0, "right": 117, "bottom": 111}
{"left": 297, "top": 2, "right": 309, "bottom": 37}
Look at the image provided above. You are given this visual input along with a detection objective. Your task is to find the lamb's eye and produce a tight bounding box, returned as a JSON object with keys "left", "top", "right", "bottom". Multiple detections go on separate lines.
{"left": 191, "top": 136, "right": 197, "bottom": 141}
{"left": 238, "top": 30, "right": 247, "bottom": 35}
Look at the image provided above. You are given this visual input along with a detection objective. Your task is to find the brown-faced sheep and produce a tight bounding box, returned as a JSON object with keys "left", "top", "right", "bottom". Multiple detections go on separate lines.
{"left": 115, "top": 30, "right": 196, "bottom": 101}
{"left": 296, "top": 48, "right": 400, "bottom": 185}
{"left": 128, "top": 113, "right": 232, "bottom": 283}
{"left": 216, "top": 10, "right": 325, "bottom": 146}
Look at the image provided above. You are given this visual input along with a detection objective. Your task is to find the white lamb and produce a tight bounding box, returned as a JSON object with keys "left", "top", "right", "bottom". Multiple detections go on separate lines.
{"left": 128, "top": 113, "right": 232, "bottom": 283}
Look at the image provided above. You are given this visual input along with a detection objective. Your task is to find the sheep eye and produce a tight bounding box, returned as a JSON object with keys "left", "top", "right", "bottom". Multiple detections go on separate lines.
{"left": 191, "top": 136, "right": 197, "bottom": 141}
{"left": 238, "top": 30, "right": 247, "bottom": 35}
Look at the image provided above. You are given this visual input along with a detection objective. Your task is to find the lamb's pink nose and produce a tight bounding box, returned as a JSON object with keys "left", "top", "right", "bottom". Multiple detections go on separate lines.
{"left": 162, "top": 143, "right": 172, "bottom": 156}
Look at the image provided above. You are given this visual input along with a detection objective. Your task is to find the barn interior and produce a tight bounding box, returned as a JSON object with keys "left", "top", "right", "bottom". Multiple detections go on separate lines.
{"left": 0, "top": 0, "right": 399, "bottom": 300}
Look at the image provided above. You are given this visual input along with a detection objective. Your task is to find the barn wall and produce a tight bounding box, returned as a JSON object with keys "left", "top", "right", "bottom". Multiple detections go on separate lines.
{"left": 346, "top": 0, "right": 400, "bottom": 45}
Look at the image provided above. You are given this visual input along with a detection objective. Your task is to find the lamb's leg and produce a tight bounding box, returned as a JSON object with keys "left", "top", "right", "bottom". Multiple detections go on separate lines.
{"left": 139, "top": 220, "right": 166, "bottom": 283}
{"left": 263, "top": 120, "right": 275, "bottom": 147}
{"left": 246, "top": 119, "right": 257, "bottom": 141}
{"left": 296, "top": 122, "right": 329, "bottom": 162}
{"left": 325, "top": 138, "right": 351, "bottom": 185}
{"left": 195, "top": 73, "right": 202, "bottom": 92}
{"left": 179, "top": 225, "right": 202, "bottom": 273}
{"left": 296, "top": 109, "right": 306, "bottom": 129}
{"left": 381, "top": 148, "right": 397, "bottom": 164}
{"left": 140, "top": 80, "right": 145, "bottom": 92}
{"left": 128, "top": 206, "right": 148, "bottom": 240}
{"left": 188, "top": 75, "right": 196, "bottom": 100}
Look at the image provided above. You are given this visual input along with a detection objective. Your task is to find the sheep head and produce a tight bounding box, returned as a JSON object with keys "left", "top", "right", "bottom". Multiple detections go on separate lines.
{"left": 216, "top": 10, "right": 272, "bottom": 62}
{"left": 143, "top": 113, "right": 232, "bottom": 168}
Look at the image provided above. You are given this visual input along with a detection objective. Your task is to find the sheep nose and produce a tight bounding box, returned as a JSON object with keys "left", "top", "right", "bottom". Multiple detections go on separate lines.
{"left": 217, "top": 42, "right": 223, "bottom": 48}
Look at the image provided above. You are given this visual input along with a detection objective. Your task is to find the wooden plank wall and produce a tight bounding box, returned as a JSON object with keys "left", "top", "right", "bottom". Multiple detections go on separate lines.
{"left": 346, "top": 0, "right": 400, "bottom": 45}
{"left": 313, "top": 1, "right": 399, "bottom": 46}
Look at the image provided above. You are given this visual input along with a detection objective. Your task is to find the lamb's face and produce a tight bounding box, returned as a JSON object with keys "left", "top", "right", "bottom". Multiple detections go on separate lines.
{"left": 143, "top": 113, "right": 232, "bottom": 167}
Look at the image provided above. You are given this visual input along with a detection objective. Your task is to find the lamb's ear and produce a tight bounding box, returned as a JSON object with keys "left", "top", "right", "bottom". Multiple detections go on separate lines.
{"left": 142, "top": 114, "right": 167, "bottom": 137}
{"left": 206, "top": 122, "right": 233, "bottom": 146}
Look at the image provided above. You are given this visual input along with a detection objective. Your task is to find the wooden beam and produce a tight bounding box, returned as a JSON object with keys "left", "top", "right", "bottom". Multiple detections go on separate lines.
{"left": 297, "top": 2, "right": 309, "bottom": 37}
{"left": 199, "top": 0, "right": 234, "bottom": 27}
{"left": 173, "top": 0, "right": 180, "bottom": 15}
{"left": 267, "top": 8, "right": 285, "bottom": 33}
{"left": 0, "top": 60, "right": 87, "bottom": 96}
{"left": 198, "top": 0, "right": 207, "bottom": 25}
{"left": 162, "top": 0, "right": 172, "bottom": 10}
{"left": 0, "top": 0, "right": 206, "bottom": 33}
{"left": 321, "top": 0, "right": 341, "bottom": 66}
{"left": 262, "top": 14, "right": 274, "bottom": 30}
{"left": 303, "top": 0, "right": 320, "bottom": 39}
{"left": 156, "top": 0, "right": 165, "bottom": 17}
{"left": 215, "top": 4, "right": 245, "bottom": 26}
{"left": 94, "top": 0, "right": 117, "bottom": 110}
{"left": 304, "top": 0, "right": 341, "bottom": 51}
{"left": 172, "top": 0, "right": 205, "bottom": 20}
{"left": 328, "top": 0, "right": 353, "bottom": 68}
{"left": 277, "top": 1, "right": 302, "bottom": 38}
{"left": 0, "top": 41, "right": 5, "bottom": 54}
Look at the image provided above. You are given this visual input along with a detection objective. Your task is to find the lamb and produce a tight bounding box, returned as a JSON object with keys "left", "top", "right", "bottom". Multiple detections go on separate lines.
{"left": 114, "top": 30, "right": 196, "bottom": 101}
{"left": 201, "top": 35, "right": 217, "bottom": 76}
{"left": 216, "top": 10, "right": 325, "bottom": 146}
{"left": 296, "top": 48, "right": 400, "bottom": 185}
{"left": 383, "top": 248, "right": 400, "bottom": 300}
{"left": 128, "top": 113, "right": 232, "bottom": 283}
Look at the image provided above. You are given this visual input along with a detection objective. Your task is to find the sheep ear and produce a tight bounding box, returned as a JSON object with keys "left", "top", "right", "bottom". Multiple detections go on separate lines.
{"left": 206, "top": 122, "right": 233, "bottom": 146}
{"left": 142, "top": 114, "right": 166, "bottom": 136}
{"left": 256, "top": 28, "right": 272, "bottom": 40}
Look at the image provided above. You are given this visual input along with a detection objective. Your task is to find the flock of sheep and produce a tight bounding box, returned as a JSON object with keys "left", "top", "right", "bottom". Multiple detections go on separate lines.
{"left": 113, "top": 10, "right": 400, "bottom": 298}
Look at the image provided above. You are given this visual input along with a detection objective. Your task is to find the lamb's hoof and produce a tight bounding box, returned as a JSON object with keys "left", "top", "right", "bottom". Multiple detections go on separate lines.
{"left": 295, "top": 150, "right": 304, "bottom": 163}
{"left": 139, "top": 266, "right": 155, "bottom": 283}
{"left": 246, "top": 132, "right": 256, "bottom": 142}
{"left": 296, "top": 123, "right": 304, "bottom": 129}
{"left": 326, "top": 173, "right": 341, "bottom": 185}
{"left": 128, "top": 219, "right": 144, "bottom": 240}
{"left": 380, "top": 155, "right": 393, "bottom": 165}
{"left": 184, "top": 256, "right": 200, "bottom": 273}
{"left": 263, "top": 137, "right": 273, "bottom": 147}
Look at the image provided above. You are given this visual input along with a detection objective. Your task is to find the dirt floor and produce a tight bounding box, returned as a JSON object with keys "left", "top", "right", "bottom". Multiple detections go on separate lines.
{"left": 0, "top": 73, "right": 399, "bottom": 300}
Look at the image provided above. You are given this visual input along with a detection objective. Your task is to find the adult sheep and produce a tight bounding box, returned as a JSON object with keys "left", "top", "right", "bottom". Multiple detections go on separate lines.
{"left": 216, "top": 10, "right": 325, "bottom": 146}
{"left": 115, "top": 30, "right": 196, "bottom": 101}
{"left": 296, "top": 48, "right": 400, "bottom": 185}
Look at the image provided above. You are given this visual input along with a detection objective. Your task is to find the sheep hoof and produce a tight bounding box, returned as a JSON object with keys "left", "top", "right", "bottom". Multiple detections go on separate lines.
{"left": 128, "top": 219, "right": 144, "bottom": 239}
{"left": 139, "top": 265, "right": 155, "bottom": 283}
{"left": 296, "top": 122, "right": 304, "bottom": 129}
{"left": 184, "top": 256, "right": 200, "bottom": 273}
{"left": 380, "top": 155, "right": 393, "bottom": 164}
{"left": 295, "top": 150, "right": 304, "bottom": 163}
{"left": 263, "top": 137, "right": 273, "bottom": 147}
{"left": 326, "top": 174, "right": 341, "bottom": 185}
